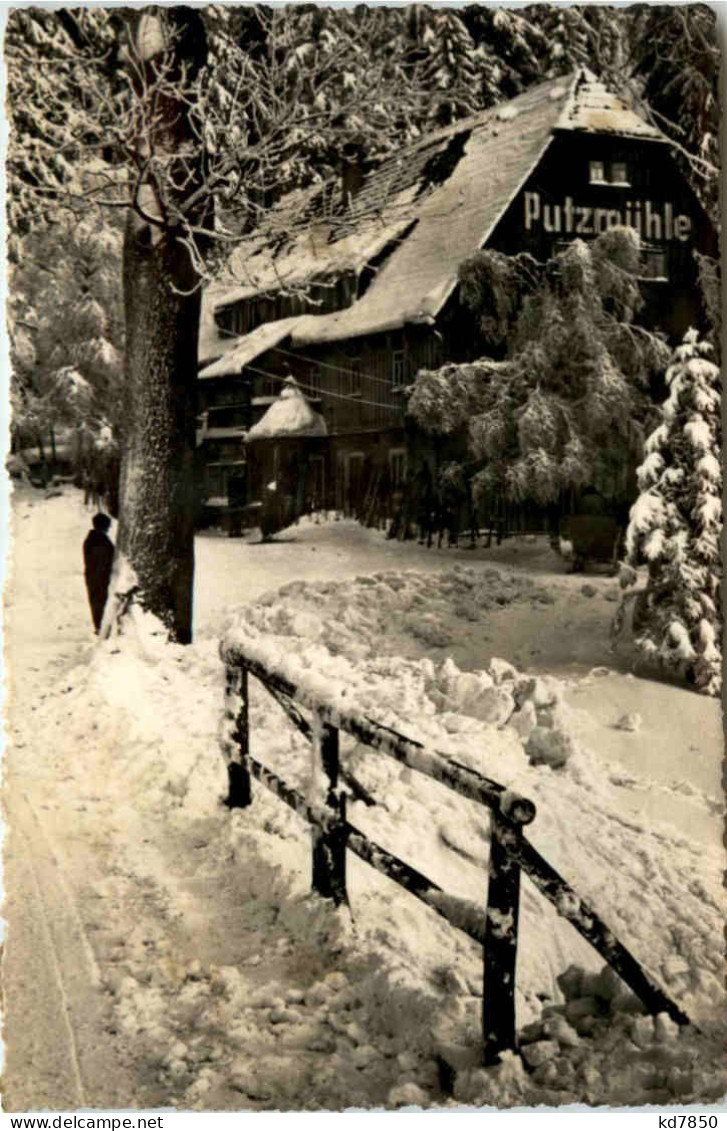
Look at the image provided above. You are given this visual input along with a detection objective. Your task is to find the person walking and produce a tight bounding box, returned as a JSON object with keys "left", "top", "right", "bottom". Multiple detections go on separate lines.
{"left": 83, "top": 513, "right": 114, "bottom": 633}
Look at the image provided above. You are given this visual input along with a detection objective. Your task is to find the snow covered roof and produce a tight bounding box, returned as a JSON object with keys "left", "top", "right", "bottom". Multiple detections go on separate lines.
{"left": 291, "top": 75, "right": 573, "bottom": 345}
{"left": 199, "top": 315, "right": 303, "bottom": 379}
{"left": 216, "top": 213, "right": 417, "bottom": 312}
{"left": 246, "top": 377, "right": 327, "bottom": 442}
{"left": 209, "top": 70, "right": 669, "bottom": 351}
{"left": 198, "top": 283, "right": 243, "bottom": 367}
{"left": 557, "top": 69, "right": 663, "bottom": 141}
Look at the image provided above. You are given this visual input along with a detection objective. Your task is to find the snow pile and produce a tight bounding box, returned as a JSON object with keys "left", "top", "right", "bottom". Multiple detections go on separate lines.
{"left": 37, "top": 637, "right": 227, "bottom": 822}
{"left": 222, "top": 570, "right": 724, "bottom": 1035}
{"left": 15, "top": 501, "right": 724, "bottom": 1109}
{"left": 453, "top": 963, "right": 726, "bottom": 1108}
{"left": 112, "top": 897, "right": 448, "bottom": 1111}
{"left": 223, "top": 565, "right": 555, "bottom": 662}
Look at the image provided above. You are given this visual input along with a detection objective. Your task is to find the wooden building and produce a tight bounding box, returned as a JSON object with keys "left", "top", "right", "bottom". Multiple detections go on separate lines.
{"left": 197, "top": 69, "right": 717, "bottom": 527}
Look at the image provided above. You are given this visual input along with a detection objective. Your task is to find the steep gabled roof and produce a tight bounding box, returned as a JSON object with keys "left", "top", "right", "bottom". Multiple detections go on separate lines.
{"left": 216, "top": 213, "right": 417, "bottom": 313}
{"left": 202, "top": 70, "right": 669, "bottom": 359}
{"left": 291, "top": 73, "right": 573, "bottom": 345}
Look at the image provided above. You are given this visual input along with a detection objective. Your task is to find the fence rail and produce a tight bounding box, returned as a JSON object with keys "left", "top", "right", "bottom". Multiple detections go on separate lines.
{"left": 221, "top": 646, "right": 690, "bottom": 1066}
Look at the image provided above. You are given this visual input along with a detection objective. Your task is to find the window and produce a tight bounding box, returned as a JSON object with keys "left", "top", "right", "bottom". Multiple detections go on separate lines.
{"left": 208, "top": 403, "right": 248, "bottom": 428}
{"left": 340, "top": 451, "right": 365, "bottom": 514}
{"left": 589, "top": 160, "right": 630, "bottom": 186}
{"left": 389, "top": 448, "right": 407, "bottom": 488}
{"left": 205, "top": 465, "right": 224, "bottom": 500}
{"left": 254, "top": 371, "right": 280, "bottom": 399}
{"left": 307, "top": 368, "right": 323, "bottom": 396}
{"left": 610, "top": 161, "right": 629, "bottom": 186}
{"left": 215, "top": 386, "right": 249, "bottom": 407}
{"left": 307, "top": 455, "right": 325, "bottom": 509}
{"left": 340, "top": 357, "right": 362, "bottom": 398}
{"left": 392, "top": 350, "right": 406, "bottom": 387}
{"left": 639, "top": 246, "right": 668, "bottom": 281}
{"left": 589, "top": 160, "right": 606, "bottom": 184}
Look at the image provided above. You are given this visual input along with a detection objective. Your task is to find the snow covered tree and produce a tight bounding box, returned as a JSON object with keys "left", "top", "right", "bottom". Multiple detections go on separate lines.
{"left": 9, "top": 214, "right": 124, "bottom": 505}
{"left": 416, "top": 9, "right": 482, "bottom": 125}
{"left": 616, "top": 331, "right": 722, "bottom": 695}
{"left": 695, "top": 252, "right": 721, "bottom": 363}
{"left": 408, "top": 230, "right": 669, "bottom": 513}
{"left": 461, "top": 7, "right": 546, "bottom": 98}
{"left": 629, "top": 5, "right": 720, "bottom": 221}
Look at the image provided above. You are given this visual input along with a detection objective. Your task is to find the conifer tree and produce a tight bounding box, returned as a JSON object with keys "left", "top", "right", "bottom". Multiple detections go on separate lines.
{"left": 617, "top": 331, "right": 722, "bottom": 695}
{"left": 9, "top": 214, "right": 124, "bottom": 504}
{"left": 419, "top": 9, "right": 481, "bottom": 125}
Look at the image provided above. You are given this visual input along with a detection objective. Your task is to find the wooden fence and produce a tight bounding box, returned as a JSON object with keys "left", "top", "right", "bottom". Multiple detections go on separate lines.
{"left": 221, "top": 646, "right": 690, "bottom": 1066}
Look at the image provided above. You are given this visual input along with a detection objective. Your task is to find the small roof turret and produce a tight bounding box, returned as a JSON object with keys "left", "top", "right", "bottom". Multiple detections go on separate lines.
{"left": 246, "top": 377, "right": 327, "bottom": 442}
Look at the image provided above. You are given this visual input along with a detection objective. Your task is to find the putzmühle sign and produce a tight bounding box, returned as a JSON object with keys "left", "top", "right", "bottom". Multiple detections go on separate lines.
{"left": 523, "top": 191, "right": 692, "bottom": 242}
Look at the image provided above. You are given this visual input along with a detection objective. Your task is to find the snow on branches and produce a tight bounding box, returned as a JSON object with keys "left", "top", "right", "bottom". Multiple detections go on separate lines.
{"left": 408, "top": 232, "right": 667, "bottom": 508}
{"left": 620, "top": 330, "right": 722, "bottom": 695}
{"left": 9, "top": 212, "right": 124, "bottom": 504}
{"left": 4, "top": 7, "right": 487, "bottom": 286}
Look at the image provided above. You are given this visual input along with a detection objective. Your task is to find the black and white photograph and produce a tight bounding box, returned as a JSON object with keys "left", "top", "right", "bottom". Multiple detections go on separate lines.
{"left": 2, "top": 1, "right": 724, "bottom": 1114}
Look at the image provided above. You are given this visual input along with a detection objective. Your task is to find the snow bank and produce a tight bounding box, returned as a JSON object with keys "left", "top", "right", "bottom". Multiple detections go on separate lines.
{"left": 19, "top": 523, "right": 725, "bottom": 1107}
{"left": 221, "top": 569, "right": 724, "bottom": 1032}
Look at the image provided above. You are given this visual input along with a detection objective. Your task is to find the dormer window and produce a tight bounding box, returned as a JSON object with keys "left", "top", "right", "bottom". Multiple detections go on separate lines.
{"left": 589, "top": 160, "right": 606, "bottom": 184}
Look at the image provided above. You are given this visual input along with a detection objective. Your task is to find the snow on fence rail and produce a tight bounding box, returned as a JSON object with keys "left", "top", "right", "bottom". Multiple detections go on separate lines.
{"left": 220, "top": 643, "right": 690, "bottom": 1065}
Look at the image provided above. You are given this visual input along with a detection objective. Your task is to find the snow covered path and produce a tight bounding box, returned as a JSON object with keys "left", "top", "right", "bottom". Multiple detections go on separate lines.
{"left": 3, "top": 492, "right": 463, "bottom": 1109}
{"left": 3, "top": 489, "right": 724, "bottom": 1110}
{"left": 3, "top": 491, "right": 165, "bottom": 1109}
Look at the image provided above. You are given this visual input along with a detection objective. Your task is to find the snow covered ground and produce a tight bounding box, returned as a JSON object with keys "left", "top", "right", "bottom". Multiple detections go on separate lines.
{"left": 3, "top": 487, "right": 725, "bottom": 1111}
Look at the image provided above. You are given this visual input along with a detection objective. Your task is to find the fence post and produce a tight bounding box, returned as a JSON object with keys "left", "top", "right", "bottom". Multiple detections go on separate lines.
{"left": 311, "top": 720, "right": 348, "bottom": 905}
{"left": 225, "top": 665, "right": 252, "bottom": 809}
{"left": 483, "top": 810, "right": 521, "bottom": 1065}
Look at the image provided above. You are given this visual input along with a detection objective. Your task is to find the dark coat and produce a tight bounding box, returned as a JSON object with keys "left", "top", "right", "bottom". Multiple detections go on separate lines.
{"left": 83, "top": 529, "right": 114, "bottom": 632}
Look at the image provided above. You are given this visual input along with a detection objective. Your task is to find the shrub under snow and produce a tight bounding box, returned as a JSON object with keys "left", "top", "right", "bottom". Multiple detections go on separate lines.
{"left": 619, "top": 330, "right": 722, "bottom": 695}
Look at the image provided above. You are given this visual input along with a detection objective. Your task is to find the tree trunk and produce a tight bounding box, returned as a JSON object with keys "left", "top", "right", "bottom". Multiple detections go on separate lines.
{"left": 117, "top": 218, "right": 201, "bottom": 644}
{"left": 111, "top": 7, "right": 209, "bottom": 646}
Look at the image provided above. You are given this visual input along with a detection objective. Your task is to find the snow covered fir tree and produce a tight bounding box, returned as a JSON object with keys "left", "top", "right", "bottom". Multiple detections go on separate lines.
{"left": 615, "top": 331, "right": 722, "bottom": 696}
{"left": 9, "top": 215, "right": 124, "bottom": 510}
{"left": 3, "top": 4, "right": 725, "bottom": 1115}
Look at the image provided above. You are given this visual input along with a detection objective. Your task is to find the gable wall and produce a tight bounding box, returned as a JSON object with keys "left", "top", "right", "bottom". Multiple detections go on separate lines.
{"left": 487, "top": 133, "right": 717, "bottom": 341}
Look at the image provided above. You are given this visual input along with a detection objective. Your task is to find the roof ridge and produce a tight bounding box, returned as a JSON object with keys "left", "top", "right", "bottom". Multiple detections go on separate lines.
{"left": 556, "top": 66, "right": 664, "bottom": 142}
